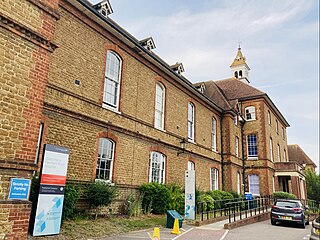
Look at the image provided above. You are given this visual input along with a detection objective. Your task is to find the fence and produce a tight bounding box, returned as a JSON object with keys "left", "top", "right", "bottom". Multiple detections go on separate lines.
{"left": 197, "top": 195, "right": 319, "bottom": 223}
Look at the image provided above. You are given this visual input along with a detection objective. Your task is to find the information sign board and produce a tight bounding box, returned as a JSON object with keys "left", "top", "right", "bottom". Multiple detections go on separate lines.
{"left": 185, "top": 170, "right": 196, "bottom": 220}
{"left": 8, "top": 178, "right": 31, "bottom": 200}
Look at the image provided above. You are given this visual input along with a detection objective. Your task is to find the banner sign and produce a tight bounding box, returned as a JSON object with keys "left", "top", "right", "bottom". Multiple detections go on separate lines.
{"left": 185, "top": 170, "right": 196, "bottom": 220}
{"left": 8, "top": 178, "right": 31, "bottom": 200}
{"left": 33, "top": 144, "right": 69, "bottom": 237}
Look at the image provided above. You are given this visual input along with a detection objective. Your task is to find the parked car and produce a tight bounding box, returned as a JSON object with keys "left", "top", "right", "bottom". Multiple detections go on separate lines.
{"left": 271, "top": 199, "right": 309, "bottom": 228}
{"left": 310, "top": 216, "right": 320, "bottom": 240}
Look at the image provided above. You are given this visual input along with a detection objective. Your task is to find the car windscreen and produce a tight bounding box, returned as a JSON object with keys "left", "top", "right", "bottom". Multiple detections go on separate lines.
{"left": 275, "top": 201, "right": 299, "bottom": 208}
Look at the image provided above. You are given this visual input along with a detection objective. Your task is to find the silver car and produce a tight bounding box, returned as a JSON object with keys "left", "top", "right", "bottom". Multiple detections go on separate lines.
{"left": 271, "top": 199, "right": 309, "bottom": 228}
{"left": 310, "top": 216, "right": 320, "bottom": 240}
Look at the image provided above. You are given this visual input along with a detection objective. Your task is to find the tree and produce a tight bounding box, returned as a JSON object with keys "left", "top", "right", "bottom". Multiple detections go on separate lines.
{"left": 305, "top": 169, "right": 320, "bottom": 202}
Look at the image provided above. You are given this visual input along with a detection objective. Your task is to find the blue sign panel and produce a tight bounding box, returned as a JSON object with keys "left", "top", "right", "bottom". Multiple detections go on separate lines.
{"left": 8, "top": 178, "right": 31, "bottom": 200}
{"left": 245, "top": 192, "right": 253, "bottom": 200}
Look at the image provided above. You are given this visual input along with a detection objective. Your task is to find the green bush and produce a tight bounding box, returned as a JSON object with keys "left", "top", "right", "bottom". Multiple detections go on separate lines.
{"left": 273, "top": 191, "right": 297, "bottom": 199}
{"left": 206, "top": 190, "right": 234, "bottom": 209}
{"left": 86, "top": 181, "right": 117, "bottom": 219}
{"left": 139, "top": 182, "right": 170, "bottom": 214}
{"left": 62, "top": 184, "right": 80, "bottom": 220}
{"left": 167, "top": 184, "right": 185, "bottom": 215}
{"left": 197, "top": 194, "right": 214, "bottom": 212}
{"left": 123, "top": 193, "right": 143, "bottom": 217}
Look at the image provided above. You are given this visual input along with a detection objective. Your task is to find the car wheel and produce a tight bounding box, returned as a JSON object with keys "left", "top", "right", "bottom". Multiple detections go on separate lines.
{"left": 300, "top": 218, "right": 306, "bottom": 229}
{"left": 271, "top": 219, "right": 276, "bottom": 225}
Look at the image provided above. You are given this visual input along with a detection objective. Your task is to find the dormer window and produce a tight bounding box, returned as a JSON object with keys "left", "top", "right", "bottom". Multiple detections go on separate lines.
{"left": 139, "top": 37, "right": 156, "bottom": 51}
{"left": 93, "top": 0, "right": 113, "bottom": 18}
{"left": 196, "top": 83, "right": 206, "bottom": 94}
{"left": 170, "top": 62, "right": 185, "bottom": 75}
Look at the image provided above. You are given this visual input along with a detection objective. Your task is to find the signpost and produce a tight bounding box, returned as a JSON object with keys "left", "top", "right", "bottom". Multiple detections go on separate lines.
{"left": 8, "top": 178, "right": 31, "bottom": 200}
{"left": 33, "top": 144, "right": 69, "bottom": 237}
{"left": 185, "top": 170, "right": 195, "bottom": 220}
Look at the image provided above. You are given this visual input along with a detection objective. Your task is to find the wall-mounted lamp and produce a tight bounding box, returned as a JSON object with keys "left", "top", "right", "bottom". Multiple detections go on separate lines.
{"left": 177, "top": 138, "right": 187, "bottom": 156}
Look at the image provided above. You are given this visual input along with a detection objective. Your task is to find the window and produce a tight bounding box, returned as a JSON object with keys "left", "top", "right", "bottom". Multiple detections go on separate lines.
{"left": 234, "top": 115, "right": 238, "bottom": 125}
{"left": 149, "top": 152, "right": 166, "bottom": 184}
{"left": 188, "top": 161, "right": 195, "bottom": 170}
{"left": 247, "top": 134, "right": 258, "bottom": 158}
{"left": 272, "top": 176, "right": 275, "bottom": 193}
{"left": 245, "top": 106, "right": 256, "bottom": 121}
{"left": 276, "top": 120, "right": 279, "bottom": 134}
{"left": 267, "top": 111, "right": 271, "bottom": 125}
{"left": 103, "top": 51, "right": 122, "bottom": 110}
{"left": 237, "top": 172, "right": 241, "bottom": 194}
{"left": 188, "top": 103, "right": 195, "bottom": 141}
{"left": 282, "top": 127, "right": 285, "bottom": 139}
{"left": 277, "top": 144, "right": 281, "bottom": 162}
{"left": 284, "top": 149, "right": 287, "bottom": 162}
{"left": 235, "top": 136, "right": 239, "bottom": 157}
{"left": 154, "top": 82, "right": 165, "bottom": 130}
{"left": 210, "top": 168, "right": 219, "bottom": 190}
{"left": 96, "top": 138, "right": 115, "bottom": 181}
{"left": 269, "top": 138, "right": 273, "bottom": 162}
{"left": 212, "top": 117, "right": 217, "bottom": 151}
{"left": 239, "top": 70, "right": 243, "bottom": 78}
{"left": 248, "top": 174, "right": 260, "bottom": 195}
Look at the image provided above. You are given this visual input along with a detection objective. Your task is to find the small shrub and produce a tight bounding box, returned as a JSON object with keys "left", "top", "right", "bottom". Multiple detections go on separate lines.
{"left": 229, "top": 191, "right": 240, "bottom": 200}
{"left": 86, "top": 181, "right": 117, "bottom": 219}
{"left": 62, "top": 184, "right": 80, "bottom": 220}
{"left": 167, "top": 184, "right": 185, "bottom": 215}
{"left": 197, "top": 194, "right": 214, "bottom": 212}
{"left": 139, "top": 182, "right": 170, "bottom": 214}
{"left": 273, "top": 191, "right": 297, "bottom": 199}
{"left": 124, "top": 193, "right": 143, "bottom": 217}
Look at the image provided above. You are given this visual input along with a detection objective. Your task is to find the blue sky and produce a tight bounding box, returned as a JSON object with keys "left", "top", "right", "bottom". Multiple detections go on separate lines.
{"left": 91, "top": 0, "right": 319, "bottom": 169}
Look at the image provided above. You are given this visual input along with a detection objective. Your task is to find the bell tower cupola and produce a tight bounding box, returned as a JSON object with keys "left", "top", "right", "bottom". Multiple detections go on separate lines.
{"left": 230, "top": 46, "right": 250, "bottom": 84}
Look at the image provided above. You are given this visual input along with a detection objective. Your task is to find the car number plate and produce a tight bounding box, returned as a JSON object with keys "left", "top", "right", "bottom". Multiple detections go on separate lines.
{"left": 280, "top": 216, "right": 292, "bottom": 220}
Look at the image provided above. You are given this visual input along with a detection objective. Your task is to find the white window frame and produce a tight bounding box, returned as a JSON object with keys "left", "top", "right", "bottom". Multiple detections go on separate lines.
{"left": 234, "top": 115, "right": 238, "bottom": 125}
{"left": 210, "top": 168, "right": 219, "bottom": 190}
{"left": 237, "top": 172, "right": 241, "bottom": 194}
{"left": 247, "top": 134, "right": 258, "bottom": 159}
{"left": 269, "top": 138, "right": 273, "bottom": 162}
{"left": 212, "top": 117, "right": 217, "bottom": 151}
{"left": 282, "top": 127, "right": 285, "bottom": 139}
{"left": 235, "top": 136, "right": 239, "bottom": 157}
{"left": 96, "top": 138, "right": 115, "bottom": 182}
{"left": 248, "top": 174, "right": 260, "bottom": 195}
{"left": 245, "top": 106, "right": 256, "bottom": 121}
{"left": 154, "top": 82, "right": 165, "bottom": 130}
{"left": 277, "top": 144, "right": 281, "bottom": 162}
{"left": 149, "top": 152, "right": 166, "bottom": 184}
{"left": 188, "top": 102, "right": 195, "bottom": 142}
{"left": 103, "top": 51, "right": 122, "bottom": 111}
{"left": 276, "top": 120, "right": 279, "bottom": 134}
{"left": 267, "top": 110, "right": 271, "bottom": 125}
{"left": 188, "top": 161, "right": 195, "bottom": 170}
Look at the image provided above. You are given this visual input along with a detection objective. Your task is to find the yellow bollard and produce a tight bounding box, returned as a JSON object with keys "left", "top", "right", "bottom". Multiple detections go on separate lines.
{"left": 171, "top": 218, "right": 181, "bottom": 235}
{"left": 152, "top": 227, "right": 160, "bottom": 240}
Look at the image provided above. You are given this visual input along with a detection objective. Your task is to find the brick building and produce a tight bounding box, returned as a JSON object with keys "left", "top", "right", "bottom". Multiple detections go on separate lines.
{"left": 0, "top": 0, "right": 314, "bottom": 238}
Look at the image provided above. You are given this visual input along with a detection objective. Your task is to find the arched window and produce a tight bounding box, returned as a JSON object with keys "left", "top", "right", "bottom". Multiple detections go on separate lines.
{"left": 269, "top": 138, "right": 273, "bottom": 162}
{"left": 284, "top": 149, "right": 287, "bottom": 162}
{"left": 154, "top": 82, "right": 165, "bottom": 130}
{"left": 248, "top": 174, "right": 260, "bottom": 195}
{"left": 277, "top": 144, "right": 281, "bottom": 162}
{"left": 235, "top": 136, "right": 239, "bottom": 157}
{"left": 237, "top": 172, "right": 241, "bottom": 194}
{"left": 210, "top": 168, "right": 219, "bottom": 190}
{"left": 234, "top": 71, "right": 238, "bottom": 78}
{"left": 149, "top": 152, "right": 166, "bottom": 184}
{"left": 103, "top": 51, "right": 122, "bottom": 110}
{"left": 188, "top": 161, "right": 195, "bottom": 170}
{"left": 188, "top": 102, "right": 195, "bottom": 141}
{"left": 212, "top": 117, "right": 217, "bottom": 151}
{"left": 245, "top": 106, "right": 256, "bottom": 120}
{"left": 239, "top": 70, "right": 243, "bottom": 77}
{"left": 96, "top": 138, "right": 115, "bottom": 181}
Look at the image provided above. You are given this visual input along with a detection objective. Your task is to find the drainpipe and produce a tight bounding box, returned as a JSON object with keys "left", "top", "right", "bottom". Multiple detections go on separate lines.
{"left": 220, "top": 114, "right": 224, "bottom": 190}
{"left": 240, "top": 116, "right": 246, "bottom": 194}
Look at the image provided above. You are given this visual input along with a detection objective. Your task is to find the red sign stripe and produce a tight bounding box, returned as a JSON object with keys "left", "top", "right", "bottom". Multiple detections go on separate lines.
{"left": 40, "top": 174, "right": 66, "bottom": 185}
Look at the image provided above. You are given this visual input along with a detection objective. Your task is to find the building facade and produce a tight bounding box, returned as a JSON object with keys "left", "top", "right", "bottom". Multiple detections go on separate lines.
{"left": 0, "top": 0, "right": 315, "bottom": 238}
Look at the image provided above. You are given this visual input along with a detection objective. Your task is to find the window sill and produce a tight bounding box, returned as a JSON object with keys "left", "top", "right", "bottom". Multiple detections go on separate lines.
{"left": 245, "top": 119, "right": 256, "bottom": 122}
{"left": 155, "top": 127, "right": 166, "bottom": 133}
{"left": 188, "top": 139, "right": 196, "bottom": 144}
{"left": 247, "top": 157, "right": 258, "bottom": 160}
{"left": 102, "top": 103, "right": 121, "bottom": 115}
{"left": 95, "top": 179, "right": 115, "bottom": 186}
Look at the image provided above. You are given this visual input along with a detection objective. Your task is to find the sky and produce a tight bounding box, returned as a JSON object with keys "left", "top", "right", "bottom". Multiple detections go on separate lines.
{"left": 90, "top": 0, "right": 319, "bottom": 170}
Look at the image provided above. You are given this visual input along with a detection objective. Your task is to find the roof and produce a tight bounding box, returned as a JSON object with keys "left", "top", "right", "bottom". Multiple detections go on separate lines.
{"left": 214, "top": 78, "right": 265, "bottom": 100}
{"left": 230, "top": 47, "right": 249, "bottom": 69}
{"left": 287, "top": 144, "right": 316, "bottom": 167}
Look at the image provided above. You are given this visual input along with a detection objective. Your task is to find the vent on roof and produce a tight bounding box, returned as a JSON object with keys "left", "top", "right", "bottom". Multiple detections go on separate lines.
{"left": 139, "top": 37, "right": 156, "bottom": 51}
{"left": 93, "top": 0, "right": 113, "bottom": 18}
{"left": 170, "top": 62, "right": 185, "bottom": 75}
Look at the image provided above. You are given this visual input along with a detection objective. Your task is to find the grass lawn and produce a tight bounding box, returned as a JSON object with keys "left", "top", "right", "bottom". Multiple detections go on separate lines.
{"left": 28, "top": 215, "right": 167, "bottom": 239}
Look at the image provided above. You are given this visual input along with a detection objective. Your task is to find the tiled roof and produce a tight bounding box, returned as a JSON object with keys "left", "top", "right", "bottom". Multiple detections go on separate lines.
{"left": 230, "top": 48, "right": 247, "bottom": 67}
{"left": 214, "top": 78, "right": 265, "bottom": 100}
{"left": 287, "top": 144, "right": 316, "bottom": 167}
